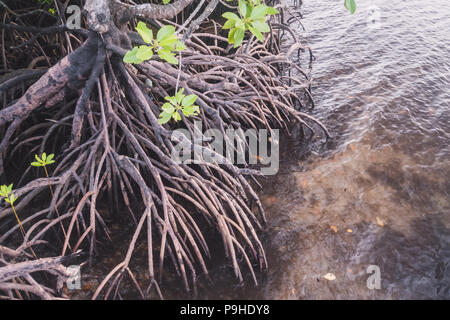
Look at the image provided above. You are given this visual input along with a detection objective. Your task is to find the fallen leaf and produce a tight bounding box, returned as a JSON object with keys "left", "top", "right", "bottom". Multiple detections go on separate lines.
{"left": 323, "top": 273, "right": 336, "bottom": 281}
{"left": 376, "top": 217, "right": 384, "bottom": 227}
{"left": 347, "top": 229, "right": 353, "bottom": 233}
{"left": 330, "top": 225, "right": 338, "bottom": 233}
{"left": 291, "top": 288, "right": 295, "bottom": 295}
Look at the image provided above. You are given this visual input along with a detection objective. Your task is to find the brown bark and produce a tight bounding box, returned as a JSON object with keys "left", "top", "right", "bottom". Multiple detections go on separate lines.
{"left": 0, "top": 36, "right": 97, "bottom": 127}
{"left": 113, "top": 0, "right": 195, "bottom": 22}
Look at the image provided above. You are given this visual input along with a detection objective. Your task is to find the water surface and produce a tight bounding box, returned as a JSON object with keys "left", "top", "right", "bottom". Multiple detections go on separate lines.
{"left": 251, "top": 0, "right": 450, "bottom": 299}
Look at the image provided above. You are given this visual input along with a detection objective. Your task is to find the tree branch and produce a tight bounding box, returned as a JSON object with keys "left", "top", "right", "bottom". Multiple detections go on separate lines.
{"left": 0, "top": 251, "right": 82, "bottom": 283}
{"left": 116, "top": 0, "right": 195, "bottom": 22}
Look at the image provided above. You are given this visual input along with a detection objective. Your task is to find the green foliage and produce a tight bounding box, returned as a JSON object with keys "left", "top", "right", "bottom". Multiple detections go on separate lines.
{"left": 222, "top": 0, "right": 278, "bottom": 48}
{"left": 0, "top": 184, "right": 17, "bottom": 205}
{"left": 162, "top": 0, "right": 171, "bottom": 4}
{"left": 123, "top": 22, "right": 186, "bottom": 65}
{"left": 344, "top": 0, "right": 357, "bottom": 14}
{"left": 158, "top": 88, "right": 200, "bottom": 124}
{"left": 31, "top": 152, "right": 56, "bottom": 167}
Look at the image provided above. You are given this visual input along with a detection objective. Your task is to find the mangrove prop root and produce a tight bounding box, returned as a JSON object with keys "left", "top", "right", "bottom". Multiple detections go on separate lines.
{"left": 0, "top": 0, "right": 325, "bottom": 299}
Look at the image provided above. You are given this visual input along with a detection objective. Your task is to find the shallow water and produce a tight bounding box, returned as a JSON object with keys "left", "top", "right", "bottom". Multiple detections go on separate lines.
{"left": 253, "top": 0, "right": 450, "bottom": 299}
{"left": 188, "top": 0, "right": 450, "bottom": 299}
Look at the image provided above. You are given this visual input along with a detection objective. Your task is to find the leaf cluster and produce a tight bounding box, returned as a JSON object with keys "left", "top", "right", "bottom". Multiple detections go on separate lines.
{"left": 0, "top": 184, "right": 17, "bottom": 205}
{"left": 31, "top": 153, "right": 56, "bottom": 167}
{"left": 158, "top": 88, "right": 200, "bottom": 124}
{"left": 222, "top": 0, "right": 278, "bottom": 47}
{"left": 124, "top": 23, "right": 186, "bottom": 65}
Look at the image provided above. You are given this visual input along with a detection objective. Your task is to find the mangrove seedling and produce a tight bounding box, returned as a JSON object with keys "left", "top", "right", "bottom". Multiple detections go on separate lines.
{"left": 123, "top": 23, "right": 186, "bottom": 65}
{"left": 31, "top": 153, "right": 68, "bottom": 238}
{"left": 158, "top": 88, "right": 200, "bottom": 124}
{"left": 0, "top": 184, "right": 26, "bottom": 237}
{"left": 0, "top": 184, "right": 38, "bottom": 258}
{"left": 223, "top": 0, "right": 279, "bottom": 47}
{"left": 31, "top": 152, "right": 56, "bottom": 177}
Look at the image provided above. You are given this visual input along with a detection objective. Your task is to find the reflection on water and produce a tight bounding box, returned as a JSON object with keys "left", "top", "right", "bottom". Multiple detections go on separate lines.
{"left": 252, "top": 0, "right": 450, "bottom": 299}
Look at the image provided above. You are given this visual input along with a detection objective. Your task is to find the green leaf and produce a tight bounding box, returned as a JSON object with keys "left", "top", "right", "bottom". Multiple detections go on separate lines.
{"left": 228, "top": 28, "right": 237, "bottom": 44}
{"left": 250, "top": 5, "right": 267, "bottom": 19}
{"left": 161, "top": 102, "right": 175, "bottom": 114}
{"left": 175, "top": 88, "right": 185, "bottom": 104}
{"left": 9, "top": 194, "right": 17, "bottom": 204}
{"left": 163, "top": 0, "right": 171, "bottom": 4}
{"left": 251, "top": 20, "right": 270, "bottom": 33}
{"left": 31, "top": 161, "right": 42, "bottom": 167}
{"left": 266, "top": 6, "right": 279, "bottom": 15}
{"left": 182, "top": 105, "right": 199, "bottom": 117}
{"left": 46, "top": 154, "right": 54, "bottom": 162}
{"left": 42, "top": 153, "right": 47, "bottom": 161}
{"left": 157, "top": 25, "right": 175, "bottom": 42}
{"left": 222, "top": 12, "right": 240, "bottom": 22}
{"left": 223, "top": 19, "right": 236, "bottom": 30}
{"left": 136, "top": 45, "right": 154, "bottom": 61}
{"left": 7, "top": 184, "right": 13, "bottom": 193}
{"left": 136, "top": 22, "right": 153, "bottom": 44}
{"left": 235, "top": 19, "right": 245, "bottom": 30}
{"left": 123, "top": 47, "right": 144, "bottom": 64}
{"left": 165, "top": 96, "right": 177, "bottom": 105}
{"left": 174, "top": 41, "right": 186, "bottom": 51}
{"left": 172, "top": 111, "right": 182, "bottom": 122}
{"left": 248, "top": 25, "right": 264, "bottom": 41}
{"left": 158, "top": 49, "right": 178, "bottom": 65}
{"left": 158, "top": 113, "right": 172, "bottom": 124}
{"left": 160, "top": 34, "right": 178, "bottom": 48}
{"left": 233, "top": 28, "right": 245, "bottom": 48}
{"left": 344, "top": 0, "right": 357, "bottom": 14}
{"left": 181, "top": 94, "right": 197, "bottom": 107}
{"left": 238, "top": 0, "right": 247, "bottom": 17}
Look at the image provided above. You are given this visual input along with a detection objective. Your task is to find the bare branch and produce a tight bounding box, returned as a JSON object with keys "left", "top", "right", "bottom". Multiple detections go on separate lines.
{"left": 116, "top": 0, "right": 195, "bottom": 22}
